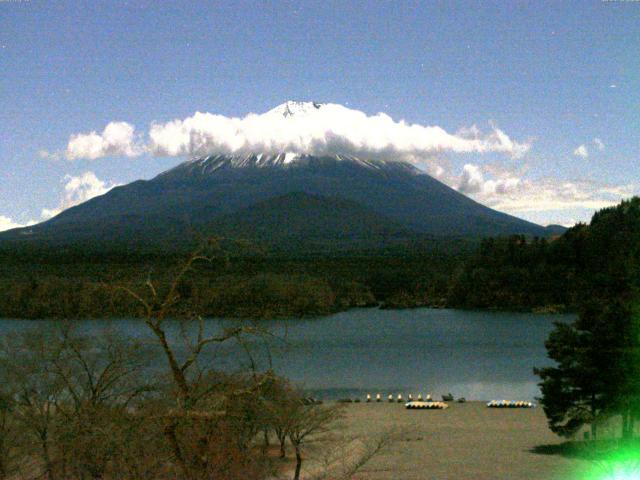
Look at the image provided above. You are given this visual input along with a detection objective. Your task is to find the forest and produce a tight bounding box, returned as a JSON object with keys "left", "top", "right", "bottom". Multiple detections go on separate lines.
{"left": 0, "top": 242, "right": 468, "bottom": 319}
{"left": 0, "top": 199, "right": 638, "bottom": 320}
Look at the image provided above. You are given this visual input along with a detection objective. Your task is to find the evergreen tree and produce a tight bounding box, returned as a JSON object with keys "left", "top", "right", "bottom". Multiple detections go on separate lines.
{"left": 536, "top": 198, "right": 640, "bottom": 440}
{"left": 534, "top": 317, "right": 608, "bottom": 438}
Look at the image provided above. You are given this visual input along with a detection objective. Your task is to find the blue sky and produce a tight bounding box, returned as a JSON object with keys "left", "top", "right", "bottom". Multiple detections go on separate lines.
{"left": 1, "top": 0, "right": 639, "bottom": 229}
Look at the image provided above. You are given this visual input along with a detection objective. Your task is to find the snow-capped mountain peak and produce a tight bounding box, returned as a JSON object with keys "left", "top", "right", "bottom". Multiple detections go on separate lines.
{"left": 266, "top": 101, "right": 325, "bottom": 118}
{"left": 160, "top": 153, "right": 424, "bottom": 181}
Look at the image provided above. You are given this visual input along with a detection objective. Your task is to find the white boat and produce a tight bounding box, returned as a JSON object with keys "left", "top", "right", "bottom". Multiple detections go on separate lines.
{"left": 486, "top": 400, "right": 535, "bottom": 408}
{"left": 405, "top": 401, "right": 448, "bottom": 410}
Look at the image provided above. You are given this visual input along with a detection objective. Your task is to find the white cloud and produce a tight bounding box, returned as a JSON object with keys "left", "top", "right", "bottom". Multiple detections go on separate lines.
{"left": 573, "top": 144, "right": 589, "bottom": 158}
{"left": 593, "top": 137, "right": 605, "bottom": 151}
{"left": 57, "top": 102, "right": 531, "bottom": 161}
{"left": 0, "top": 215, "right": 36, "bottom": 232}
{"left": 458, "top": 163, "right": 521, "bottom": 196}
{"left": 1, "top": 173, "right": 117, "bottom": 230}
{"left": 452, "top": 162, "right": 637, "bottom": 225}
{"left": 458, "top": 164, "right": 485, "bottom": 194}
{"left": 41, "top": 172, "right": 117, "bottom": 219}
{"left": 65, "top": 122, "right": 144, "bottom": 160}
{"left": 148, "top": 103, "right": 531, "bottom": 161}
{"left": 485, "top": 180, "right": 622, "bottom": 213}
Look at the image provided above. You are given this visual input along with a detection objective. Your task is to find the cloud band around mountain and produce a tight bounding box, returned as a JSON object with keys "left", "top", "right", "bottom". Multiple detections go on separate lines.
{"left": 57, "top": 102, "right": 531, "bottom": 162}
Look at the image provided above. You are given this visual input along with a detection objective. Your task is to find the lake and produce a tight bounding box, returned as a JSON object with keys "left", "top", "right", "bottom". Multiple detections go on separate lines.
{"left": 0, "top": 308, "right": 571, "bottom": 401}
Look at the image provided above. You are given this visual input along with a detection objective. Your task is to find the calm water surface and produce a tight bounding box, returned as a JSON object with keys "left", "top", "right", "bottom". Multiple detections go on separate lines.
{"left": 0, "top": 308, "right": 572, "bottom": 401}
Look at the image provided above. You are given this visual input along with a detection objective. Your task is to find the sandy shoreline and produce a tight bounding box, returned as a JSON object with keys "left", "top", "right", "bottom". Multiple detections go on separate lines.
{"left": 318, "top": 401, "right": 590, "bottom": 480}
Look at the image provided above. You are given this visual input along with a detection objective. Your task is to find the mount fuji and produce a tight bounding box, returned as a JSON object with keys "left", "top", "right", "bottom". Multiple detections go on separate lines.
{"left": 1, "top": 102, "right": 563, "bottom": 252}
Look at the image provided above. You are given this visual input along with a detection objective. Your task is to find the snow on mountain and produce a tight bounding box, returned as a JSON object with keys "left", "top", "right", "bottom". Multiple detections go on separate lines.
{"left": 163, "top": 152, "right": 423, "bottom": 178}
{"left": 265, "top": 101, "right": 325, "bottom": 118}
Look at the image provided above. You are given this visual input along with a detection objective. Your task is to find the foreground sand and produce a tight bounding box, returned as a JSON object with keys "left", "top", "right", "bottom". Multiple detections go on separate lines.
{"left": 326, "top": 401, "right": 590, "bottom": 480}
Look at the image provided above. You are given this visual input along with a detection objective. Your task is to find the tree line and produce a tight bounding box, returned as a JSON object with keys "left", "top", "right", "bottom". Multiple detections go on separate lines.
{"left": 447, "top": 227, "right": 588, "bottom": 312}
{"left": 0, "top": 246, "right": 464, "bottom": 319}
{"left": 5, "top": 200, "right": 640, "bottom": 321}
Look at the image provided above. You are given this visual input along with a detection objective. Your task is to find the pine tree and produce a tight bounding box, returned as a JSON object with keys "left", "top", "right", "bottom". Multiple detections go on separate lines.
{"left": 536, "top": 198, "right": 640, "bottom": 440}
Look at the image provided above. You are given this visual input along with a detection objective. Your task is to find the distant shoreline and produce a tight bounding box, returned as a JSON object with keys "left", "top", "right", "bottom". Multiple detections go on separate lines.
{"left": 0, "top": 303, "right": 574, "bottom": 322}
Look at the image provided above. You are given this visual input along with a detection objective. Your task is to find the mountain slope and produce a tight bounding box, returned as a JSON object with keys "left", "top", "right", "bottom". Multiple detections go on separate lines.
{"left": 207, "top": 191, "right": 414, "bottom": 252}
{"left": 0, "top": 153, "right": 559, "bottom": 251}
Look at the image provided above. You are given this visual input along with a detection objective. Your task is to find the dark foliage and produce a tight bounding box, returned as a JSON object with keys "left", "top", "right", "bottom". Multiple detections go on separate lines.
{"left": 447, "top": 228, "right": 589, "bottom": 311}
{"left": 535, "top": 198, "right": 640, "bottom": 439}
{"left": 0, "top": 241, "right": 470, "bottom": 319}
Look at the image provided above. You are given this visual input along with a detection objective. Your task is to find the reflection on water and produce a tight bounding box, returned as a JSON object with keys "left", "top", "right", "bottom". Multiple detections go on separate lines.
{"left": 0, "top": 308, "right": 572, "bottom": 401}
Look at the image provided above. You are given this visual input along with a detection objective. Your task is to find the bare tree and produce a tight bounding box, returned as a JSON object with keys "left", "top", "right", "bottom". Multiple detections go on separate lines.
{"left": 287, "top": 403, "right": 343, "bottom": 480}
{"left": 270, "top": 397, "right": 395, "bottom": 480}
{"left": 0, "top": 390, "right": 19, "bottom": 480}
{"left": 112, "top": 239, "right": 272, "bottom": 479}
{"left": 0, "top": 324, "right": 156, "bottom": 480}
{"left": 50, "top": 325, "right": 151, "bottom": 411}
{"left": 112, "top": 240, "right": 259, "bottom": 407}
{"left": 0, "top": 331, "right": 66, "bottom": 480}
{"left": 51, "top": 326, "right": 152, "bottom": 480}
{"left": 262, "top": 379, "right": 298, "bottom": 459}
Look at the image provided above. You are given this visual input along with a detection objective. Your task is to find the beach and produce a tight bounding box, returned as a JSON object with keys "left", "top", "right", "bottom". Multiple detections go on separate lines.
{"left": 320, "top": 401, "right": 590, "bottom": 480}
